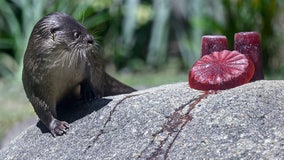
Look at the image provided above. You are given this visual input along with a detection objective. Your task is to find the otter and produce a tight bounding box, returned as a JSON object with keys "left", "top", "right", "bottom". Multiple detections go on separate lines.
{"left": 22, "top": 12, "right": 136, "bottom": 137}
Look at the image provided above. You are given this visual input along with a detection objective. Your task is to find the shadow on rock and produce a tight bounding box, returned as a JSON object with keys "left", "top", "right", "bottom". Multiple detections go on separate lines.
{"left": 36, "top": 98, "right": 112, "bottom": 134}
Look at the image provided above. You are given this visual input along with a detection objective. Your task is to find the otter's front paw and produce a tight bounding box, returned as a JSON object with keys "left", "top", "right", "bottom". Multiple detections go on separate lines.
{"left": 50, "top": 119, "right": 70, "bottom": 137}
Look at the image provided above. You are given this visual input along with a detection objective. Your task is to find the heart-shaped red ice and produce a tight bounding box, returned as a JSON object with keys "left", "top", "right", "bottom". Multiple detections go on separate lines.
{"left": 189, "top": 50, "right": 255, "bottom": 91}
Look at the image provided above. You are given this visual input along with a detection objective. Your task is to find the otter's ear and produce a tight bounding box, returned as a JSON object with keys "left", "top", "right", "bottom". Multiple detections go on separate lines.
{"left": 50, "top": 27, "right": 60, "bottom": 40}
{"left": 50, "top": 27, "right": 60, "bottom": 34}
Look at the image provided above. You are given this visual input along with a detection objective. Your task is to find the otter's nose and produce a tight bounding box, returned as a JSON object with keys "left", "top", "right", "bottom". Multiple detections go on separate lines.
{"left": 86, "top": 35, "right": 94, "bottom": 44}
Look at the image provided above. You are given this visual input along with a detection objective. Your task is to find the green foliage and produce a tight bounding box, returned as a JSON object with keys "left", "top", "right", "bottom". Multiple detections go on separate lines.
{"left": 147, "top": 0, "right": 170, "bottom": 67}
{"left": 0, "top": 0, "right": 284, "bottom": 79}
{"left": 221, "top": 0, "right": 282, "bottom": 72}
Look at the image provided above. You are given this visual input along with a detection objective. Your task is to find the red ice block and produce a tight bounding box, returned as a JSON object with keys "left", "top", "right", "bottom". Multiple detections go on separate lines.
{"left": 201, "top": 35, "right": 228, "bottom": 57}
{"left": 234, "top": 32, "right": 264, "bottom": 81}
{"left": 189, "top": 50, "right": 255, "bottom": 91}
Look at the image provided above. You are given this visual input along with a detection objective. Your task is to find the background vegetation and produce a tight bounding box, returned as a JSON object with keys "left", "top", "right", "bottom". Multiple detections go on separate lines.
{"left": 1, "top": 0, "right": 284, "bottom": 145}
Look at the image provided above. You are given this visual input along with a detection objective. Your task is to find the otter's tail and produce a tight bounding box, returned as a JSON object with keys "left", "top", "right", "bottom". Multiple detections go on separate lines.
{"left": 103, "top": 73, "right": 136, "bottom": 96}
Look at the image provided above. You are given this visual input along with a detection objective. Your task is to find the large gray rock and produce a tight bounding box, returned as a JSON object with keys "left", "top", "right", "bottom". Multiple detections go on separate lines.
{"left": 0, "top": 81, "right": 284, "bottom": 159}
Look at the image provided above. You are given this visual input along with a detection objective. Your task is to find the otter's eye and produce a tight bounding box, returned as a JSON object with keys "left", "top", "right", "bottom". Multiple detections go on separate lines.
{"left": 74, "top": 31, "right": 80, "bottom": 39}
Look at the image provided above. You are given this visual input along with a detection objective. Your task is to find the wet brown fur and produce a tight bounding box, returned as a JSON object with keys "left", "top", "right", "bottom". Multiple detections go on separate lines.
{"left": 22, "top": 12, "right": 135, "bottom": 136}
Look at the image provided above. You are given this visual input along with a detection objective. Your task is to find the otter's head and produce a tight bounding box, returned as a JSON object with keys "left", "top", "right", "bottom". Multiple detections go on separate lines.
{"left": 26, "top": 12, "right": 99, "bottom": 67}
{"left": 32, "top": 12, "right": 95, "bottom": 48}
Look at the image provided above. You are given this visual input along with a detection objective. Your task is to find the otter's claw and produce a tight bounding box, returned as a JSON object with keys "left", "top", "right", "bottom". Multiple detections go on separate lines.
{"left": 50, "top": 119, "right": 70, "bottom": 137}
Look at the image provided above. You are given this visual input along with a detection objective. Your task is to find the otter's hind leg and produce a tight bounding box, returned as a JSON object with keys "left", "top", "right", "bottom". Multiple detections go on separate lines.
{"left": 80, "top": 80, "right": 103, "bottom": 101}
{"left": 30, "top": 95, "right": 69, "bottom": 137}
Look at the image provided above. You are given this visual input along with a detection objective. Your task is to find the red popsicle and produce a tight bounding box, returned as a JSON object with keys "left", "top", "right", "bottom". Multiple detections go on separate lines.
{"left": 201, "top": 35, "right": 228, "bottom": 57}
{"left": 189, "top": 50, "right": 255, "bottom": 91}
{"left": 234, "top": 32, "right": 264, "bottom": 81}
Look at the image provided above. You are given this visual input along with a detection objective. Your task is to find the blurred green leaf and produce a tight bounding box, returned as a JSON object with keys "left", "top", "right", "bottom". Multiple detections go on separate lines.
{"left": 0, "top": 53, "right": 18, "bottom": 77}
{"left": 147, "top": 0, "right": 170, "bottom": 67}
{"left": 0, "top": 0, "right": 283, "bottom": 79}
